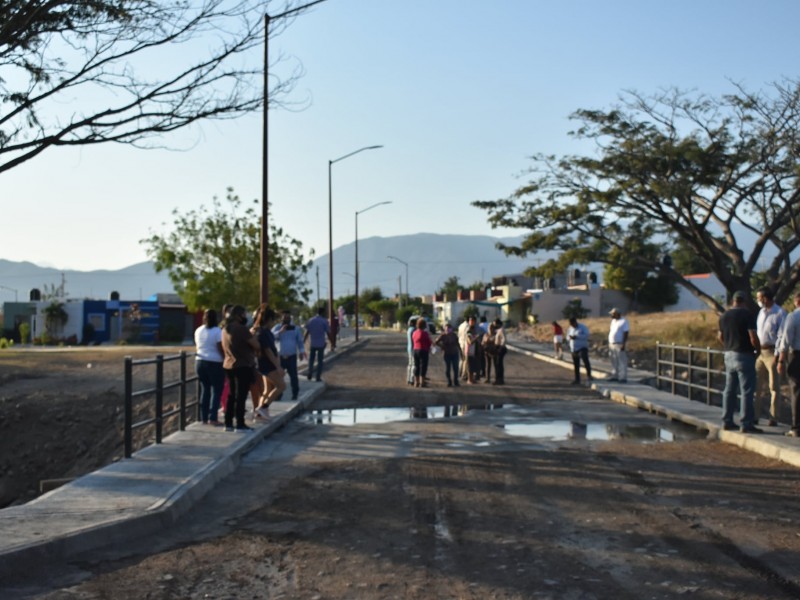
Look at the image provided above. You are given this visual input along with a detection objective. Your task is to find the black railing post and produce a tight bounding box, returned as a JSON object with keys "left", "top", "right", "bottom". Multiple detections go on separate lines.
{"left": 124, "top": 356, "right": 133, "bottom": 459}
{"left": 155, "top": 354, "right": 164, "bottom": 444}
{"left": 179, "top": 351, "right": 187, "bottom": 431}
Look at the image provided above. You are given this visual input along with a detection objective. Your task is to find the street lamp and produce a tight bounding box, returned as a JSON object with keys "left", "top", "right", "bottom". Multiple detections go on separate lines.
{"left": 328, "top": 145, "right": 383, "bottom": 328}
{"left": 387, "top": 255, "right": 409, "bottom": 307}
{"left": 261, "top": 0, "right": 329, "bottom": 304}
{"left": 355, "top": 201, "right": 392, "bottom": 340}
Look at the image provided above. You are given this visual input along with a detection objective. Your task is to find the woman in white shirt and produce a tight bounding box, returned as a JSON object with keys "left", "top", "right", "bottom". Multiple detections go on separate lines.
{"left": 194, "top": 309, "right": 225, "bottom": 425}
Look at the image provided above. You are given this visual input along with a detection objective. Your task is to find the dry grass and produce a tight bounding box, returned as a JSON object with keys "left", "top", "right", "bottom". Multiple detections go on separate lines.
{"left": 521, "top": 310, "right": 721, "bottom": 352}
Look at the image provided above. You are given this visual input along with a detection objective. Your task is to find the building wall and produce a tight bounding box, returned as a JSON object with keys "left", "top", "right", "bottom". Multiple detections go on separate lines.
{"left": 529, "top": 287, "right": 629, "bottom": 323}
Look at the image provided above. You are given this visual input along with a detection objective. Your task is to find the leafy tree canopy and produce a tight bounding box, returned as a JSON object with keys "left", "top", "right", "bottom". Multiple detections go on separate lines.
{"left": 474, "top": 80, "right": 800, "bottom": 312}
{"left": 141, "top": 187, "right": 312, "bottom": 312}
{"left": 0, "top": 0, "right": 309, "bottom": 174}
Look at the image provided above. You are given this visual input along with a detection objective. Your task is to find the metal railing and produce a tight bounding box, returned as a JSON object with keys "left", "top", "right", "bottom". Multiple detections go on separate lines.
{"left": 655, "top": 342, "right": 726, "bottom": 406}
{"left": 123, "top": 352, "right": 199, "bottom": 458}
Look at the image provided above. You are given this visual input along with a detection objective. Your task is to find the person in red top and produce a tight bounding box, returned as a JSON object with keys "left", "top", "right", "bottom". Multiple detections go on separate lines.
{"left": 412, "top": 318, "right": 433, "bottom": 388}
{"left": 552, "top": 321, "right": 564, "bottom": 360}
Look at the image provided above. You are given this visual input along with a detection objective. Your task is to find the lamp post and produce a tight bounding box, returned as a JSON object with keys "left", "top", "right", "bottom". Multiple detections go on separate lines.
{"left": 261, "top": 0, "right": 329, "bottom": 305}
{"left": 387, "top": 255, "right": 409, "bottom": 307}
{"left": 355, "top": 201, "right": 392, "bottom": 340}
{"left": 328, "top": 145, "right": 383, "bottom": 328}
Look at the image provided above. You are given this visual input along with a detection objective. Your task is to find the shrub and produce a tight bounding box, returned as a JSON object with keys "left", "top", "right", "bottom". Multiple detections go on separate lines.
{"left": 19, "top": 322, "right": 30, "bottom": 344}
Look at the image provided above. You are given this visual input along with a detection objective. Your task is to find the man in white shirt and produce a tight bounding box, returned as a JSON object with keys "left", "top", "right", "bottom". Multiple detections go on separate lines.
{"left": 608, "top": 308, "right": 630, "bottom": 383}
{"left": 755, "top": 287, "right": 786, "bottom": 426}
{"left": 776, "top": 291, "right": 800, "bottom": 437}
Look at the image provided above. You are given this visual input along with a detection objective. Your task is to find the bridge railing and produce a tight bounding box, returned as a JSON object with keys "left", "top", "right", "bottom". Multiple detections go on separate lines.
{"left": 655, "top": 342, "right": 726, "bottom": 406}
{"left": 123, "top": 352, "right": 199, "bottom": 458}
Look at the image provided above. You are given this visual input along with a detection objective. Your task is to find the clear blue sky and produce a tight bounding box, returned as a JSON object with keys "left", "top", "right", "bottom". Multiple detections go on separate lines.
{"left": 3, "top": 0, "right": 799, "bottom": 273}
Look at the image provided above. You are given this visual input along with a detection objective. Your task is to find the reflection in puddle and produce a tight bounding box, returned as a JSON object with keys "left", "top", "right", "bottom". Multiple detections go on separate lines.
{"left": 500, "top": 420, "right": 705, "bottom": 442}
{"left": 304, "top": 406, "right": 458, "bottom": 425}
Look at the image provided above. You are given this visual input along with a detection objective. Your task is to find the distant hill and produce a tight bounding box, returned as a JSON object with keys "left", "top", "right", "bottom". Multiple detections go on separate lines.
{"left": 311, "top": 232, "right": 552, "bottom": 299}
{"left": 0, "top": 233, "right": 553, "bottom": 304}
{"left": 0, "top": 260, "right": 175, "bottom": 302}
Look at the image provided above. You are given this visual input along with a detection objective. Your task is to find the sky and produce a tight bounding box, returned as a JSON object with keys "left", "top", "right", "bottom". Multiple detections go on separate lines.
{"left": 3, "top": 0, "right": 800, "bottom": 282}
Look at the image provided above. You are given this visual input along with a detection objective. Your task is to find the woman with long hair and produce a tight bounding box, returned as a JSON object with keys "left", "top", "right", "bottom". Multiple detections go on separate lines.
{"left": 252, "top": 304, "right": 286, "bottom": 419}
{"left": 220, "top": 304, "right": 259, "bottom": 432}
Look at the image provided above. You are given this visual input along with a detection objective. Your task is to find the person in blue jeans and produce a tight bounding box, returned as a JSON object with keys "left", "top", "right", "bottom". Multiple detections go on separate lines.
{"left": 194, "top": 309, "right": 225, "bottom": 425}
{"left": 273, "top": 310, "right": 306, "bottom": 400}
{"left": 718, "top": 291, "right": 762, "bottom": 433}
{"left": 304, "top": 307, "right": 330, "bottom": 381}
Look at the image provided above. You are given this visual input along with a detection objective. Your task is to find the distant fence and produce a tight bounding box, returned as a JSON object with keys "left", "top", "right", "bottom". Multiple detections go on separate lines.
{"left": 655, "top": 342, "right": 726, "bottom": 406}
{"left": 123, "top": 352, "right": 199, "bottom": 458}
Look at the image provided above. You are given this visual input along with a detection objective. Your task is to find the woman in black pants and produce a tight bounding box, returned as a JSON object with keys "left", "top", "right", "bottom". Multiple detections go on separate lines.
{"left": 221, "top": 304, "right": 260, "bottom": 432}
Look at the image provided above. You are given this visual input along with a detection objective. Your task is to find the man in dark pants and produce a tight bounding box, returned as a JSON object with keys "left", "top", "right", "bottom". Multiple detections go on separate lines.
{"left": 718, "top": 291, "right": 761, "bottom": 433}
{"left": 273, "top": 310, "right": 305, "bottom": 400}
{"left": 777, "top": 291, "right": 800, "bottom": 437}
{"left": 304, "top": 307, "right": 330, "bottom": 382}
{"left": 567, "top": 316, "right": 592, "bottom": 384}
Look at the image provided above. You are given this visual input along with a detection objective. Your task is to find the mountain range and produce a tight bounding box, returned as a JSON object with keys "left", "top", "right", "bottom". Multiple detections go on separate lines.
{"left": 0, "top": 233, "right": 547, "bottom": 303}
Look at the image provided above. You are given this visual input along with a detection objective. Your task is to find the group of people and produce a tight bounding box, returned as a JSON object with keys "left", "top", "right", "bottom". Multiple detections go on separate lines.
{"left": 406, "top": 314, "right": 508, "bottom": 388}
{"left": 192, "top": 305, "right": 332, "bottom": 432}
{"left": 719, "top": 287, "right": 800, "bottom": 437}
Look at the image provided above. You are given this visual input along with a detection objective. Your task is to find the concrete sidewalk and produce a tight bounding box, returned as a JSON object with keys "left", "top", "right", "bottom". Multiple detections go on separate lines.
{"left": 0, "top": 337, "right": 364, "bottom": 578}
{"left": 508, "top": 338, "right": 800, "bottom": 469}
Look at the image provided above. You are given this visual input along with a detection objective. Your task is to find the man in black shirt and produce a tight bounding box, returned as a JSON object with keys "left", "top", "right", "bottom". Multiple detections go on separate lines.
{"left": 718, "top": 291, "right": 762, "bottom": 433}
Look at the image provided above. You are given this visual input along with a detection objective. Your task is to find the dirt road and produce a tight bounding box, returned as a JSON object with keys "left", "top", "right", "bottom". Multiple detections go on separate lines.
{"left": 5, "top": 334, "right": 800, "bottom": 599}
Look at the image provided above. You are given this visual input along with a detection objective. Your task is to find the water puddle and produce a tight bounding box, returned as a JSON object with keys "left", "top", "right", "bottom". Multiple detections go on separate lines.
{"left": 499, "top": 420, "right": 705, "bottom": 442}
{"left": 304, "top": 406, "right": 458, "bottom": 426}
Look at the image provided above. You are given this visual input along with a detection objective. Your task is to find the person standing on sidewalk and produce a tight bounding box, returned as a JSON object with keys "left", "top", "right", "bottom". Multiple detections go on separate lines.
{"left": 755, "top": 287, "right": 786, "bottom": 427}
{"left": 194, "top": 308, "right": 225, "bottom": 425}
{"left": 607, "top": 308, "right": 630, "bottom": 383}
{"left": 552, "top": 321, "right": 564, "bottom": 359}
{"left": 567, "top": 316, "right": 592, "bottom": 384}
{"left": 273, "top": 310, "right": 306, "bottom": 400}
{"left": 304, "top": 307, "right": 330, "bottom": 382}
{"left": 776, "top": 291, "right": 800, "bottom": 437}
{"left": 407, "top": 316, "right": 418, "bottom": 385}
{"left": 221, "top": 304, "right": 260, "bottom": 432}
{"left": 718, "top": 291, "right": 761, "bottom": 433}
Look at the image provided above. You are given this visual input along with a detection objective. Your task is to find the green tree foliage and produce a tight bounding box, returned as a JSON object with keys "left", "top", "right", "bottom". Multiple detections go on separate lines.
{"left": 474, "top": 80, "right": 800, "bottom": 312}
{"left": 437, "top": 276, "right": 461, "bottom": 298}
{"left": 0, "top": 1, "right": 309, "bottom": 174}
{"left": 141, "top": 188, "right": 312, "bottom": 312}
{"left": 562, "top": 299, "right": 589, "bottom": 320}
{"left": 602, "top": 222, "right": 678, "bottom": 310}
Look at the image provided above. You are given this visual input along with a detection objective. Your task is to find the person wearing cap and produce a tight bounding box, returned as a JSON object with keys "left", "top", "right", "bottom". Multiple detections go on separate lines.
{"left": 754, "top": 287, "right": 786, "bottom": 427}
{"left": 607, "top": 308, "right": 629, "bottom": 383}
{"left": 718, "top": 291, "right": 761, "bottom": 433}
{"left": 776, "top": 291, "right": 800, "bottom": 437}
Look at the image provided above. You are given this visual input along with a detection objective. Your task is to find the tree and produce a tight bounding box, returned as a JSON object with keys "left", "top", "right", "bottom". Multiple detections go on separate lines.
{"left": 603, "top": 221, "right": 678, "bottom": 310}
{"left": 0, "top": 0, "right": 310, "bottom": 174}
{"left": 141, "top": 187, "right": 312, "bottom": 311}
{"left": 437, "top": 276, "right": 461, "bottom": 298}
{"left": 474, "top": 80, "right": 800, "bottom": 312}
